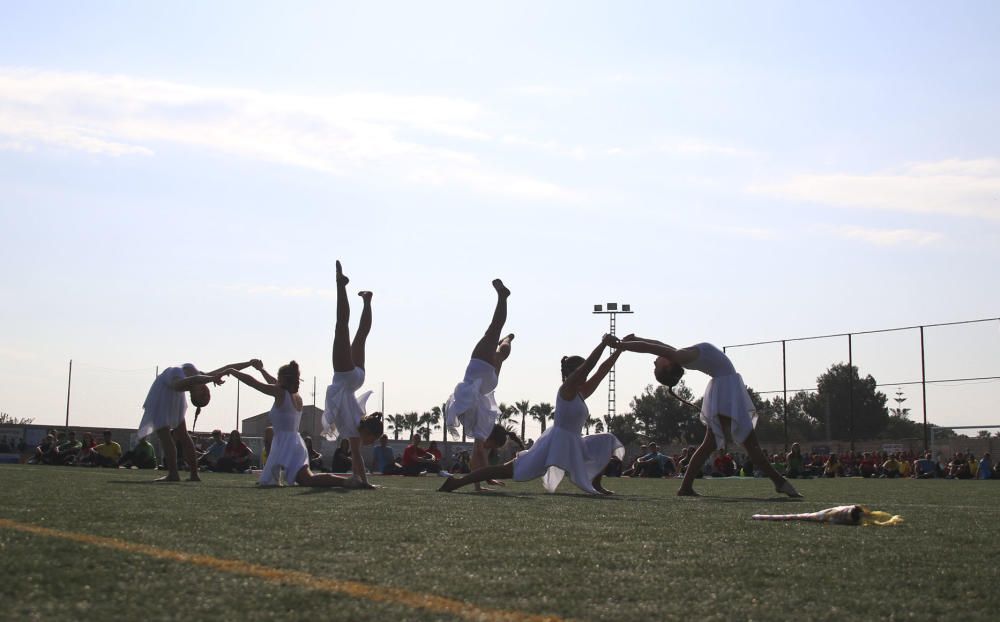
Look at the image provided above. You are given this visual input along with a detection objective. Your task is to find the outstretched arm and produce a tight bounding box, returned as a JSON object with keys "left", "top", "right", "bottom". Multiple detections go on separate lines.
{"left": 252, "top": 360, "right": 277, "bottom": 384}
{"left": 579, "top": 348, "right": 623, "bottom": 400}
{"left": 613, "top": 336, "right": 699, "bottom": 365}
{"left": 171, "top": 374, "right": 224, "bottom": 391}
{"left": 226, "top": 369, "right": 282, "bottom": 398}
{"left": 203, "top": 360, "right": 259, "bottom": 377}
{"left": 560, "top": 334, "right": 616, "bottom": 400}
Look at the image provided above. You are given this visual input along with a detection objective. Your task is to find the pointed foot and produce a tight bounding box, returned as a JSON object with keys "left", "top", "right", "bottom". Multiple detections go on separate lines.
{"left": 492, "top": 279, "right": 510, "bottom": 297}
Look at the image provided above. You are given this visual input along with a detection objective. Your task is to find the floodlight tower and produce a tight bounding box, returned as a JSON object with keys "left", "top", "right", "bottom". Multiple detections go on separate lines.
{"left": 593, "top": 302, "right": 633, "bottom": 418}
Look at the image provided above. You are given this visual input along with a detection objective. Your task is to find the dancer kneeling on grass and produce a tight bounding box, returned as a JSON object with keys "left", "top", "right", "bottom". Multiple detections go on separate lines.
{"left": 225, "top": 361, "right": 360, "bottom": 488}
{"left": 137, "top": 359, "right": 258, "bottom": 482}
{"left": 610, "top": 335, "right": 802, "bottom": 498}
{"left": 440, "top": 334, "right": 624, "bottom": 495}
{"left": 445, "top": 278, "right": 515, "bottom": 491}
{"left": 321, "top": 260, "right": 383, "bottom": 488}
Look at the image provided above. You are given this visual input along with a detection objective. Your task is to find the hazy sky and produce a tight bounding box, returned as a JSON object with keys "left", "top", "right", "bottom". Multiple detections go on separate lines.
{"left": 2, "top": 1, "right": 998, "bottom": 439}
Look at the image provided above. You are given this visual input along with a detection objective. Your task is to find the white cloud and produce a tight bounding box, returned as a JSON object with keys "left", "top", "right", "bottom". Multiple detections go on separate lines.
{"left": 749, "top": 159, "right": 1000, "bottom": 219}
{"left": 0, "top": 67, "right": 575, "bottom": 201}
{"left": 826, "top": 226, "right": 944, "bottom": 246}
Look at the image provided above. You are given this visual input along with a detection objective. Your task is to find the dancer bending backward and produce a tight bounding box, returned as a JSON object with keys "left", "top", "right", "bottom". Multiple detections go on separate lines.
{"left": 225, "top": 361, "right": 360, "bottom": 488}
{"left": 440, "top": 334, "right": 625, "bottom": 495}
{"left": 445, "top": 279, "right": 516, "bottom": 490}
{"left": 322, "top": 260, "right": 384, "bottom": 488}
{"left": 137, "top": 359, "right": 258, "bottom": 482}
{"left": 612, "top": 336, "right": 801, "bottom": 497}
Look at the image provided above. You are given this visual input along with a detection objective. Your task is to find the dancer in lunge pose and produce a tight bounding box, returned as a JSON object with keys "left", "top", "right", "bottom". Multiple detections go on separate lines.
{"left": 137, "top": 359, "right": 258, "bottom": 482}
{"left": 225, "top": 361, "right": 359, "bottom": 488}
{"left": 322, "top": 260, "right": 384, "bottom": 488}
{"left": 445, "top": 278, "right": 515, "bottom": 491}
{"left": 610, "top": 335, "right": 802, "bottom": 497}
{"left": 440, "top": 334, "right": 624, "bottom": 495}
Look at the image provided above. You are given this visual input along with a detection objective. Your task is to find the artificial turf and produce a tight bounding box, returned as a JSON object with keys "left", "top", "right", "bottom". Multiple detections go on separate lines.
{"left": 0, "top": 464, "right": 997, "bottom": 621}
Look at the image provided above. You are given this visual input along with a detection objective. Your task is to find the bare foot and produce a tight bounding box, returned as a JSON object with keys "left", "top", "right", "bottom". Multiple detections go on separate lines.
{"left": 676, "top": 488, "right": 700, "bottom": 497}
{"left": 438, "top": 477, "right": 459, "bottom": 493}
{"left": 336, "top": 260, "right": 349, "bottom": 286}
{"left": 154, "top": 474, "right": 180, "bottom": 482}
{"left": 358, "top": 290, "right": 373, "bottom": 302}
{"left": 594, "top": 485, "right": 615, "bottom": 495}
{"left": 486, "top": 479, "right": 506, "bottom": 487}
{"left": 188, "top": 473, "right": 202, "bottom": 482}
{"left": 498, "top": 333, "right": 515, "bottom": 347}
{"left": 775, "top": 480, "right": 803, "bottom": 498}
{"left": 492, "top": 279, "right": 510, "bottom": 297}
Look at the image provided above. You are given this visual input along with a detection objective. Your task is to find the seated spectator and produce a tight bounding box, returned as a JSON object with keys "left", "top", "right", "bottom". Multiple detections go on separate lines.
{"left": 604, "top": 454, "right": 623, "bottom": 477}
{"left": 741, "top": 453, "right": 756, "bottom": 477}
{"left": 897, "top": 455, "right": 911, "bottom": 478}
{"left": 913, "top": 452, "right": 937, "bottom": 478}
{"left": 427, "top": 440, "right": 443, "bottom": 463}
{"left": 968, "top": 454, "right": 978, "bottom": 479}
{"left": 401, "top": 433, "right": 442, "bottom": 476}
{"left": 331, "top": 439, "right": 353, "bottom": 473}
{"left": 198, "top": 430, "right": 226, "bottom": 470}
{"left": 261, "top": 426, "right": 274, "bottom": 467}
{"left": 881, "top": 454, "right": 900, "bottom": 478}
{"left": 303, "top": 435, "right": 324, "bottom": 472}
{"left": 712, "top": 450, "right": 736, "bottom": 477}
{"left": 622, "top": 444, "right": 648, "bottom": 477}
{"left": 29, "top": 434, "right": 56, "bottom": 464}
{"left": 450, "top": 450, "right": 471, "bottom": 474}
{"left": 948, "top": 453, "right": 972, "bottom": 479}
{"left": 678, "top": 446, "right": 694, "bottom": 474}
{"left": 120, "top": 437, "right": 157, "bottom": 469}
{"left": 634, "top": 443, "right": 675, "bottom": 478}
{"left": 52, "top": 431, "right": 83, "bottom": 466}
{"left": 93, "top": 430, "right": 123, "bottom": 468}
{"left": 372, "top": 434, "right": 400, "bottom": 474}
{"left": 979, "top": 453, "right": 992, "bottom": 480}
{"left": 215, "top": 430, "right": 253, "bottom": 473}
{"left": 785, "top": 443, "right": 806, "bottom": 479}
{"left": 858, "top": 452, "right": 877, "bottom": 478}
{"left": 823, "top": 454, "right": 843, "bottom": 478}
{"left": 75, "top": 432, "right": 99, "bottom": 466}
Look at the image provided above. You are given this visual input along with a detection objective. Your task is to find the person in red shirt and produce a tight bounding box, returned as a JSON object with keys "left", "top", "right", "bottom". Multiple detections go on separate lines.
{"left": 402, "top": 434, "right": 443, "bottom": 476}
{"left": 427, "top": 440, "right": 443, "bottom": 462}
{"left": 216, "top": 430, "right": 253, "bottom": 473}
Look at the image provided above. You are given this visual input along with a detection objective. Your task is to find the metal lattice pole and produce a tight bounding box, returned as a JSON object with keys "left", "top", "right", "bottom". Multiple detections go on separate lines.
{"left": 593, "top": 303, "right": 633, "bottom": 419}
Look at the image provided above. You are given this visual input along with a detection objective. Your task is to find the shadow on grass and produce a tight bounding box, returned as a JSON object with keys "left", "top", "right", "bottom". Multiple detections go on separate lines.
{"left": 692, "top": 495, "right": 806, "bottom": 503}
{"left": 296, "top": 487, "right": 351, "bottom": 495}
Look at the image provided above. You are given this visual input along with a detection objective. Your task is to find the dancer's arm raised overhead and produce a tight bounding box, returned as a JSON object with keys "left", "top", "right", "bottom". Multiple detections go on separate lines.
{"left": 559, "top": 334, "right": 617, "bottom": 400}
{"left": 201, "top": 359, "right": 259, "bottom": 378}
{"left": 579, "top": 345, "right": 624, "bottom": 400}
{"left": 612, "top": 335, "right": 699, "bottom": 365}
{"left": 224, "top": 368, "right": 283, "bottom": 399}
{"left": 252, "top": 359, "right": 278, "bottom": 384}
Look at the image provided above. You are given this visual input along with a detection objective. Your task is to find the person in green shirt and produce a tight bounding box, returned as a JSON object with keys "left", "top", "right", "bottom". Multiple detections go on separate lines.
{"left": 53, "top": 431, "right": 82, "bottom": 465}
{"left": 121, "top": 437, "right": 157, "bottom": 469}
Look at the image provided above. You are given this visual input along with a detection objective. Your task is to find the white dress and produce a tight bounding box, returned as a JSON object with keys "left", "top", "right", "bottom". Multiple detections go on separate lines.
{"left": 684, "top": 343, "right": 757, "bottom": 450}
{"left": 259, "top": 390, "right": 308, "bottom": 487}
{"left": 136, "top": 364, "right": 197, "bottom": 439}
{"left": 445, "top": 358, "right": 501, "bottom": 441}
{"left": 512, "top": 392, "right": 624, "bottom": 495}
{"left": 322, "top": 367, "right": 373, "bottom": 441}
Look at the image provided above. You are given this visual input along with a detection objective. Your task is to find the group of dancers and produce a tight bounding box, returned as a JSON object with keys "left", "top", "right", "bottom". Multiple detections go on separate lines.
{"left": 137, "top": 261, "right": 802, "bottom": 498}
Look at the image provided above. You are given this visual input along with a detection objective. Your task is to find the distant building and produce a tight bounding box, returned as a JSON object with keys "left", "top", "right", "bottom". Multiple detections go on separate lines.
{"left": 241, "top": 404, "right": 325, "bottom": 443}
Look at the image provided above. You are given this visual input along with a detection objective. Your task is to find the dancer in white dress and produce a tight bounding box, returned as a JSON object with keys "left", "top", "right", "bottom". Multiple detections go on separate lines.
{"left": 440, "top": 334, "right": 624, "bottom": 495}
{"left": 224, "top": 361, "right": 359, "bottom": 488}
{"left": 137, "top": 359, "right": 258, "bottom": 482}
{"left": 611, "top": 335, "right": 801, "bottom": 497}
{"left": 321, "top": 260, "right": 384, "bottom": 488}
{"left": 445, "top": 278, "right": 515, "bottom": 490}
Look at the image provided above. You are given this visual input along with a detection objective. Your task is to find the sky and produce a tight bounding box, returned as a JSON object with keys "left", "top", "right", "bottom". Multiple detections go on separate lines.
{"left": 1, "top": 1, "right": 999, "bottom": 440}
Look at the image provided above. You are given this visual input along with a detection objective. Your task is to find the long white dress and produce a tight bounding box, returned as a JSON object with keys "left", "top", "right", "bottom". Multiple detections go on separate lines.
{"left": 259, "top": 390, "right": 308, "bottom": 487}
{"left": 322, "top": 367, "right": 373, "bottom": 441}
{"left": 684, "top": 343, "right": 757, "bottom": 450}
{"left": 136, "top": 364, "right": 197, "bottom": 439}
{"left": 445, "top": 358, "right": 501, "bottom": 441}
{"left": 512, "top": 392, "right": 624, "bottom": 494}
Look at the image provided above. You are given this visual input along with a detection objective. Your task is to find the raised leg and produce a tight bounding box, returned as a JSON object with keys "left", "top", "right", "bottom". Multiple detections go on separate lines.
{"left": 438, "top": 462, "right": 515, "bottom": 492}
{"left": 470, "top": 279, "right": 510, "bottom": 370}
{"left": 332, "top": 260, "right": 355, "bottom": 373}
{"left": 351, "top": 290, "right": 373, "bottom": 370}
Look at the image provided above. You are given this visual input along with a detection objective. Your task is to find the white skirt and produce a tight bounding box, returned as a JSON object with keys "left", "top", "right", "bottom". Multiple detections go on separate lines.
{"left": 259, "top": 431, "right": 308, "bottom": 487}
{"left": 512, "top": 428, "right": 624, "bottom": 495}
{"left": 701, "top": 373, "right": 757, "bottom": 450}
{"left": 445, "top": 359, "right": 500, "bottom": 441}
{"left": 136, "top": 367, "right": 187, "bottom": 439}
{"left": 322, "top": 367, "right": 373, "bottom": 441}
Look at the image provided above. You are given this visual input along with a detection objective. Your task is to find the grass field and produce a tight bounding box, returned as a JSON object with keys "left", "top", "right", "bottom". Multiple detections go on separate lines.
{"left": 0, "top": 465, "right": 997, "bottom": 621}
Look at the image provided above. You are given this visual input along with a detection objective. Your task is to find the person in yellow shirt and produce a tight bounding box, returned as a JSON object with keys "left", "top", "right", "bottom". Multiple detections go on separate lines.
{"left": 93, "top": 430, "right": 123, "bottom": 467}
{"left": 898, "top": 456, "right": 911, "bottom": 478}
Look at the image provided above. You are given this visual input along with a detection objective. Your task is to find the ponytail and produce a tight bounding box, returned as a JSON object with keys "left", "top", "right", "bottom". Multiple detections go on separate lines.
{"left": 667, "top": 386, "right": 698, "bottom": 411}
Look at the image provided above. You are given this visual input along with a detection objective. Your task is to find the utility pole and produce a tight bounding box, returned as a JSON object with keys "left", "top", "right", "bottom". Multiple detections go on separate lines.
{"left": 592, "top": 302, "right": 633, "bottom": 418}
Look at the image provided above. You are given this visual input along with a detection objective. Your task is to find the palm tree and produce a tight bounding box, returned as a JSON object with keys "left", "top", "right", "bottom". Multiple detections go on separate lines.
{"left": 530, "top": 402, "right": 554, "bottom": 434}
{"left": 418, "top": 409, "right": 442, "bottom": 439}
{"left": 584, "top": 416, "right": 601, "bottom": 434}
{"left": 403, "top": 412, "right": 421, "bottom": 437}
{"left": 515, "top": 400, "right": 531, "bottom": 441}
{"left": 386, "top": 414, "right": 407, "bottom": 440}
{"left": 497, "top": 402, "right": 519, "bottom": 430}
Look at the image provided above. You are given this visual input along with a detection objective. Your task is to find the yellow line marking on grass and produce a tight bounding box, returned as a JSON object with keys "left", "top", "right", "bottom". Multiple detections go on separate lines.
{"left": 0, "top": 518, "right": 566, "bottom": 622}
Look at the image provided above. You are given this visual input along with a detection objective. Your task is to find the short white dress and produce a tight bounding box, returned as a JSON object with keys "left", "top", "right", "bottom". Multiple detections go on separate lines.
{"left": 512, "top": 392, "right": 624, "bottom": 495}
{"left": 136, "top": 363, "right": 198, "bottom": 439}
{"left": 322, "top": 367, "right": 373, "bottom": 441}
{"left": 445, "top": 358, "right": 501, "bottom": 441}
{"left": 259, "top": 390, "right": 308, "bottom": 487}
{"left": 685, "top": 343, "right": 757, "bottom": 449}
